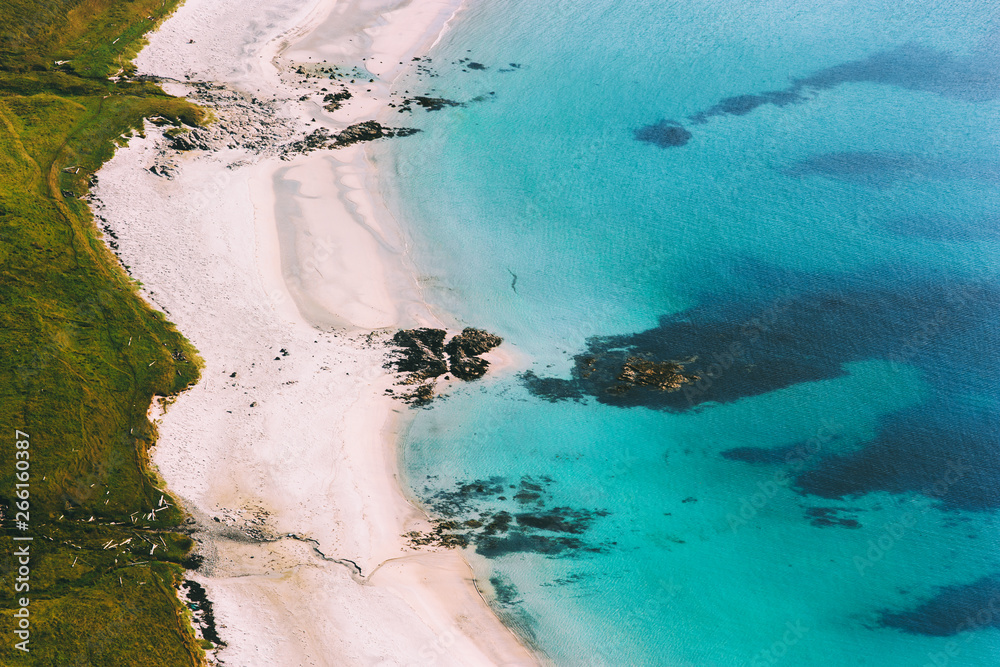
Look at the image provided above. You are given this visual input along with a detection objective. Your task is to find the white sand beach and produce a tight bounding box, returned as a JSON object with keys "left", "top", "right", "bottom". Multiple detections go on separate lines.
{"left": 91, "top": 0, "right": 539, "bottom": 664}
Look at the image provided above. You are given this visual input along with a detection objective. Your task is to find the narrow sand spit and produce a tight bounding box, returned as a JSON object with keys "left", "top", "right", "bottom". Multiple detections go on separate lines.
{"left": 92, "top": 0, "right": 538, "bottom": 664}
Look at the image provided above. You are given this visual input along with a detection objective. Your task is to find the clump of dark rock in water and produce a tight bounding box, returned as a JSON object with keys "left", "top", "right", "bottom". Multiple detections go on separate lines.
{"left": 396, "top": 96, "right": 465, "bottom": 113}
{"left": 404, "top": 475, "right": 611, "bottom": 558}
{"left": 522, "top": 353, "right": 698, "bottom": 403}
{"left": 612, "top": 356, "right": 699, "bottom": 392}
{"left": 388, "top": 327, "right": 503, "bottom": 402}
{"left": 634, "top": 119, "right": 692, "bottom": 147}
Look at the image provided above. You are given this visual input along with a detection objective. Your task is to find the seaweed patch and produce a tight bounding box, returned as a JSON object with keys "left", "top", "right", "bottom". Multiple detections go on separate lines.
{"left": 804, "top": 506, "right": 862, "bottom": 529}
{"left": 406, "top": 475, "right": 610, "bottom": 558}
{"left": 782, "top": 152, "right": 1000, "bottom": 190}
{"left": 638, "top": 43, "right": 1000, "bottom": 148}
{"left": 879, "top": 575, "right": 1000, "bottom": 636}
{"left": 634, "top": 119, "right": 692, "bottom": 147}
{"left": 522, "top": 270, "right": 1000, "bottom": 510}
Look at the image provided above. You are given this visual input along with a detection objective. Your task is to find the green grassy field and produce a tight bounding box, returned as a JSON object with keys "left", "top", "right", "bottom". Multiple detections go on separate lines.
{"left": 1, "top": 1, "right": 210, "bottom": 664}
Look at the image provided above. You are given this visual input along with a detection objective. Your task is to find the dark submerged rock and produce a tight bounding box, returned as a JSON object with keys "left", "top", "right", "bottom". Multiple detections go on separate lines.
{"left": 406, "top": 475, "right": 610, "bottom": 558}
{"left": 804, "top": 507, "right": 862, "bottom": 529}
{"left": 396, "top": 96, "right": 465, "bottom": 113}
{"left": 615, "top": 356, "right": 699, "bottom": 392}
{"left": 519, "top": 370, "right": 584, "bottom": 402}
{"left": 515, "top": 507, "right": 595, "bottom": 534}
{"left": 520, "top": 265, "right": 1000, "bottom": 512}
{"left": 879, "top": 576, "right": 1000, "bottom": 636}
{"left": 634, "top": 120, "right": 692, "bottom": 147}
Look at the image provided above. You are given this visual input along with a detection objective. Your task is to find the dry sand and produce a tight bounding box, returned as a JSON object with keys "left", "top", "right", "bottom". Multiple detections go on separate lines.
{"left": 92, "top": 0, "right": 539, "bottom": 664}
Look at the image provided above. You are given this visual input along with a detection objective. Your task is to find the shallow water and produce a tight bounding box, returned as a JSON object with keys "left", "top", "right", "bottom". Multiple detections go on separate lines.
{"left": 377, "top": 0, "right": 1000, "bottom": 663}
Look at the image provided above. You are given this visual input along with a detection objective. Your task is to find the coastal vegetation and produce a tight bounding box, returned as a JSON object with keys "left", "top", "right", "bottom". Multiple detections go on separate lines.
{"left": 1, "top": 0, "right": 209, "bottom": 663}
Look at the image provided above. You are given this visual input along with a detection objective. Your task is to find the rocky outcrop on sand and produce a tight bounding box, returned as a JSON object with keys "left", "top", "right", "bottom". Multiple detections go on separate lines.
{"left": 140, "top": 77, "right": 419, "bottom": 177}
{"left": 388, "top": 327, "right": 503, "bottom": 404}
{"left": 447, "top": 349, "right": 490, "bottom": 381}
{"left": 322, "top": 88, "right": 352, "bottom": 111}
{"left": 282, "top": 121, "right": 420, "bottom": 156}
{"left": 390, "top": 328, "right": 449, "bottom": 382}
{"left": 330, "top": 120, "right": 420, "bottom": 148}
{"left": 445, "top": 328, "right": 503, "bottom": 357}
{"left": 140, "top": 79, "right": 298, "bottom": 176}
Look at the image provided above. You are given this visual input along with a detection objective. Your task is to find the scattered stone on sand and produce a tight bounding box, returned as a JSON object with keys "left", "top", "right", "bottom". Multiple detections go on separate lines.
{"left": 322, "top": 88, "right": 352, "bottom": 111}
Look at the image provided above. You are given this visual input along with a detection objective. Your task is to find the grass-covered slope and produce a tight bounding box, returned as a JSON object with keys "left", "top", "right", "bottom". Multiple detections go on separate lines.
{"left": 1, "top": 1, "right": 210, "bottom": 664}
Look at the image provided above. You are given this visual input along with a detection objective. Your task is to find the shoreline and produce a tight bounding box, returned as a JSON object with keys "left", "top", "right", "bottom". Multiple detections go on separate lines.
{"left": 92, "top": 0, "right": 540, "bottom": 664}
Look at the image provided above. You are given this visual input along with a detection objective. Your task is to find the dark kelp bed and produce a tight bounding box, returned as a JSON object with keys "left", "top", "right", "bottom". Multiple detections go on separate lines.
{"left": 0, "top": 1, "right": 213, "bottom": 664}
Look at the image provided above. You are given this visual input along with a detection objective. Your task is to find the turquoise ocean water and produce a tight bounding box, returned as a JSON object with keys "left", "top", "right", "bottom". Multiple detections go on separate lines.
{"left": 375, "top": 0, "right": 1000, "bottom": 664}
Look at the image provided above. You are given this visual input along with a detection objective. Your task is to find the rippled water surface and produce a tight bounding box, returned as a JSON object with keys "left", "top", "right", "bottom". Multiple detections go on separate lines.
{"left": 378, "top": 1, "right": 1000, "bottom": 663}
